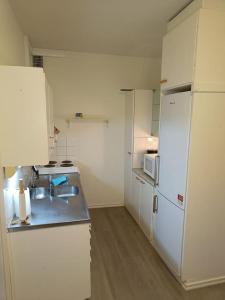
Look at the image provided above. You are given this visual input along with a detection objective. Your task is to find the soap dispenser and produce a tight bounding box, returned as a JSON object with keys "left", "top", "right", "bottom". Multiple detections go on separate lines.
{"left": 18, "top": 179, "right": 27, "bottom": 222}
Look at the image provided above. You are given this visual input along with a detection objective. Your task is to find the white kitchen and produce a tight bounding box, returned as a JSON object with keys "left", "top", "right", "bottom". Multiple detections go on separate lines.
{"left": 1, "top": 0, "right": 225, "bottom": 299}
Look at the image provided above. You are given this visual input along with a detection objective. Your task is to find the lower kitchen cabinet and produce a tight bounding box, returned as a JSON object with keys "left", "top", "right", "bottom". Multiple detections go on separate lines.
{"left": 139, "top": 179, "right": 154, "bottom": 241}
{"left": 127, "top": 172, "right": 154, "bottom": 241}
{"left": 9, "top": 224, "right": 91, "bottom": 300}
{"left": 131, "top": 173, "right": 141, "bottom": 223}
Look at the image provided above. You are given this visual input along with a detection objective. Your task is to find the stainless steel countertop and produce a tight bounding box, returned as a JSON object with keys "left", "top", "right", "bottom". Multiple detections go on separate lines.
{"left": 8, "top": 173, "right": 90, "bottom": 232}
{"left": 132, "top": 168, "right": 155, "bottom": 186}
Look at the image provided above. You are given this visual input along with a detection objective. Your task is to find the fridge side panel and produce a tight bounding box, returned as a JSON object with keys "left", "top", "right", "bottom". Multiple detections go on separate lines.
{"left": 182, "top": 93, "right": 225, "bottom": 285}
{"left": 158, "top": 91, "right": 192, "bottom": 209}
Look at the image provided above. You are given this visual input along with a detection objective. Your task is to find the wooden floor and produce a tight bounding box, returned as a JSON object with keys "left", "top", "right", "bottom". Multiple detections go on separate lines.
{"left": 90, "top": 207, "right": 225, "bottom": 300}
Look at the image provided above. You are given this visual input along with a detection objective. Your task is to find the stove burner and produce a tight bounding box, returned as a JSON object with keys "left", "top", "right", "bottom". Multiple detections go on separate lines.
{"left": 44, "top": 164, "right": 55, "bottom": 168}
{"left": 60, "top": 164, "right": 74, "bottom": 167}
{"left": 49, "top": 161, "right": 57, "bottom": 165}
{"left": 61, "top": 160, "right": 72, "bottom": 164}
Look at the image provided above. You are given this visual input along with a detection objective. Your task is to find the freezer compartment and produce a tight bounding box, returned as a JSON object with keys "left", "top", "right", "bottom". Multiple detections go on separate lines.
{"left": 152, "top": 190, "right": 184, "bottom": 277}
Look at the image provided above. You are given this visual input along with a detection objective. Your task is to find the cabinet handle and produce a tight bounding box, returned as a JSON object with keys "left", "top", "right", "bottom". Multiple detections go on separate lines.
{"left": 153, "top": 195, "right": 158, "bottom": 213}
{"left": 128, "top": 152, "right": 132, "bottom": 155}
{"left": 136, "top": 177, "right": 140, "bottom": 181}
{"left": 160, "top": 79, "right": 168, "bottom": 84}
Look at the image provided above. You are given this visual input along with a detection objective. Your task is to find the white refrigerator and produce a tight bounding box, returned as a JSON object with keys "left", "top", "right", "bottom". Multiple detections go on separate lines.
{"left": 153, "top": 90, "right": 225, "bottom": 287}
{"left": 153, "top": 91, "right": 192, "bottom": 276}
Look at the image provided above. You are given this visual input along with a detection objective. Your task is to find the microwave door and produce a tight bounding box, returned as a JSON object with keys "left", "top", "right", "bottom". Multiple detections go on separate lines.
{"left": 144, "top": 155, "right": 156, "bottom": 179}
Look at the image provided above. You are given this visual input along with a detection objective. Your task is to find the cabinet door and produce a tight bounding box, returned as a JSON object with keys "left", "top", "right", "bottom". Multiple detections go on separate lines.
{"left": 161, "top": 12, "right": 198, "bottom": 90}
{"left": 46, "top": 81, "right": 55, "bottom": 153}
{"left": 10, "top": 224, "right": 91, "bottom": 300}
{"left": 133, "top": 90, "right": 152, "bottom": 138}
{"left": 139, "top": 181, "right": 153, "bottom": 240}
{"left": 152, "top": 191, "right": 184, "bottom": 276}
{"left": 0, "top": 66, "right": 49, "bottom": 166}
{"left": 130, "top": 173, "right": 141, "bottom": 223}
{"left": 46, "top": 82, "right": 54, "bottom": 139}
{"left": 124, "top": 154, "right": 133, "bottom": 214}
{"left": 124, "top": 92, "right": 134, "bottom": 212}
{"left": 125, "top": 91, "right": 134, "bottom": 154}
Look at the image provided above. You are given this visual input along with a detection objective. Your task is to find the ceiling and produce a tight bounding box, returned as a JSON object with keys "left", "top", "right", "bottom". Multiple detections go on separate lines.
{"left": 10, "top": 0, "right": 192, "bottom": 58}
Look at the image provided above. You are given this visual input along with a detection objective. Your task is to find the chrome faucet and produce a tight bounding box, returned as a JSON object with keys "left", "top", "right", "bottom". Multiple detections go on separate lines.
{"left": 49, "top": 174, "right": 53, "bottom": 198}
{"left": 31, "top": 166, "right": 39, "bottom": 188}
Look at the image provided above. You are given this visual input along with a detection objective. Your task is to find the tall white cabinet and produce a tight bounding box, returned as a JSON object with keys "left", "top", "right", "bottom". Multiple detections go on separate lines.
{"left": 153, "top": 0, "right": 225, "bottom": 290}
{"left": 124, "top": 89, "right": 153, "bottom": 211}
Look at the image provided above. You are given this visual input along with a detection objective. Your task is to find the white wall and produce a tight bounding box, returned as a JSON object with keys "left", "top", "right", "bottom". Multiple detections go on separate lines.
{"left": 0, "top": 0, "right": 26, "bottom": 299}
{"left": 44, "top": 51, "right": 161, "bottom": 207}
{"left": 0, "top": 0, "right": 25, "bottom": 66}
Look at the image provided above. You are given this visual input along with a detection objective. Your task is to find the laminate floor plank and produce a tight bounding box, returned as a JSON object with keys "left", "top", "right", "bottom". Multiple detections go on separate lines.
{"left": 90, "top": 207, "right": 225, "bottom": 300}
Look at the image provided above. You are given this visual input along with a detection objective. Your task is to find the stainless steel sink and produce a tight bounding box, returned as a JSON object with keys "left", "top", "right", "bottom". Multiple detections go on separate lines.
{"left": 31, "top": 185, "right": 79, "bottom": 200}
{"left": 31, "top": 187, "right": 50, "bottom": 200}
{"left": 53, "top": 185, "right": 79, "bottom": 198}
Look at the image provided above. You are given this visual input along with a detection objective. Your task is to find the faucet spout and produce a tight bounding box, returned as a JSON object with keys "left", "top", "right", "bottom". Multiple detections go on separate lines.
{"left": 31, "top": 166, "right": 39, "bottom": 188}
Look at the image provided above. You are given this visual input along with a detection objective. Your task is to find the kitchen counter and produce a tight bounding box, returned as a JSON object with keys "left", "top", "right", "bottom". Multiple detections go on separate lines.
{"left": 132, "top": 168, "right": 155, "bottom": 186}
{"left": 8, "top": 172, "right": 90, "bottom": 232}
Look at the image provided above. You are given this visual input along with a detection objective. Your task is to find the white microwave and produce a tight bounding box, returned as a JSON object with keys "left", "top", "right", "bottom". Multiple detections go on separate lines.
{"left": 143, "top": 153, "right": 158, "bottom": 179}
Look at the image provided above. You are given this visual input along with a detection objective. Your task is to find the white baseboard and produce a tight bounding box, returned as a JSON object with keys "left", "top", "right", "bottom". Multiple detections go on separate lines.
{"left": 88, "top": 203, "right": 124, "bottom": 209}
{"left": 182, "top": 276, "right": 225, "bottom": 290}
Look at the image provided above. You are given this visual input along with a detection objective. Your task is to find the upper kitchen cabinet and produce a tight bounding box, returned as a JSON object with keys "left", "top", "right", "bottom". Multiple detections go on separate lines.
{"left": 0, "top": 66, "right": 49, "bottom": 167}
{"left": 161, "top": 12, "right": 198, "bottom": 90}
{"left": 193, "top": 8, "right": 225, "bottom": 92}
{"left": 161, "top": 0, "right": 225, "bottom": 92}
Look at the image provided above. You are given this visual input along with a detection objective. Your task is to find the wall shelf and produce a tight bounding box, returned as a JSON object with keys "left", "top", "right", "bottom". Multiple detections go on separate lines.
{"left": 66, "top": 115, "right": 109, "bottom": 126}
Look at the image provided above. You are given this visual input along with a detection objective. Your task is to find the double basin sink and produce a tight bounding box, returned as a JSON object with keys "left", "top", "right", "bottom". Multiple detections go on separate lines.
{"left": 31, "top": 185, "right": 79, "bottom": 200}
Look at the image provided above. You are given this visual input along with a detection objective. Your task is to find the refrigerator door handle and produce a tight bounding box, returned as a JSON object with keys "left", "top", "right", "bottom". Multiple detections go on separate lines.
{"left": 155, "top": 155, "right": 160, "bottom": 186}
{"left": 153, "top": 195, "right": 158, "bottom": 213}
